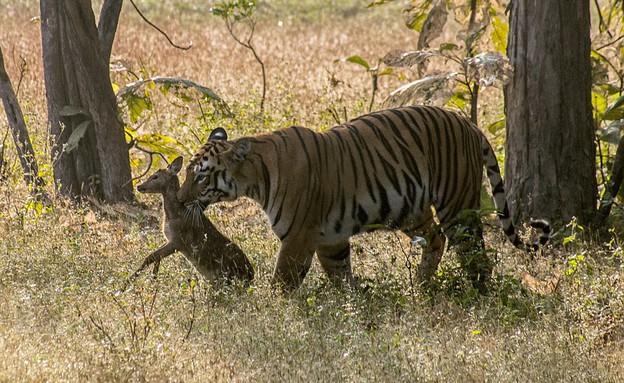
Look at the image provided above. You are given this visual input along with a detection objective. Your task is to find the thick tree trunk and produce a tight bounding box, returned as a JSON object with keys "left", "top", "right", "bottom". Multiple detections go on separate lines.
{"left": 40, "top": 0, "right": 133, "bottom": 202}
{"left": 504, "top": 0, "right": 596, "bottom": 225}
{"left": 0, "top": 47, "right": 47, "bottom": 196}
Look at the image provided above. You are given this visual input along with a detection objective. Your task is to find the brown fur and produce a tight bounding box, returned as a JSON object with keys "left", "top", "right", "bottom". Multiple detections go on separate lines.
{"left": 132, "top": 156, "right": 254, "bottom": 285}
{"left": 177, "top": 107, "right": 549, "bottom": 292}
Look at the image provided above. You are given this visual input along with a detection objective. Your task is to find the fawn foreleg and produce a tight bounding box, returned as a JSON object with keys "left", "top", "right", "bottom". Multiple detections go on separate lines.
{"left": 131, "top": 242, "right": 177, "bottom": 280}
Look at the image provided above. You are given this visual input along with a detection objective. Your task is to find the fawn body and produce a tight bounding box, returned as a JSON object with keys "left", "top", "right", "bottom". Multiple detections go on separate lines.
{"left": 133, "top": 156, "right": 254, "bottom": 284}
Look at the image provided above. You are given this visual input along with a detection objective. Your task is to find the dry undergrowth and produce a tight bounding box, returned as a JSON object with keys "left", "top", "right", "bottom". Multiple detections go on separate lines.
{"left": 1, "top": 1, "right": 624, "bottom": 382}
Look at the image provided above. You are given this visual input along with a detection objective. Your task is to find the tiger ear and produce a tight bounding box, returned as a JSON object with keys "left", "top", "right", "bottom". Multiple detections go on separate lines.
{"left": 223, "top": 138, "right": 250, "bottom": 166}
{"left": 208, "top": 127, "right": 228, "bottom": 142}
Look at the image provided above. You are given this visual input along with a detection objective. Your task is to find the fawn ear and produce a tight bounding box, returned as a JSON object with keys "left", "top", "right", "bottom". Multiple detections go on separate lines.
{"left": 223, "top": 138, "right": 250, "bottom": 166}
{"left": 208, "top": 127, "right": 228, "bottom": 142}
{"left": 168, "top": 156, "right": 184, "bottom": 175}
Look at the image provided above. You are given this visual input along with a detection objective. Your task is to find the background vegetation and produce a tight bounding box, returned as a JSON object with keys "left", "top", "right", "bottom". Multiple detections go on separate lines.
{"left": 1, "top": 0, "right": 623, "bottom": 381}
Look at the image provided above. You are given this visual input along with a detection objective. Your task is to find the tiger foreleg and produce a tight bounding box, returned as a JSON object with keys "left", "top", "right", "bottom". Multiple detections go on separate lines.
{"left": 271, "top": 241, "right": 315, "bottom": 292}
{"left": 316, "top": 242, "right": 354, "bottom": 286}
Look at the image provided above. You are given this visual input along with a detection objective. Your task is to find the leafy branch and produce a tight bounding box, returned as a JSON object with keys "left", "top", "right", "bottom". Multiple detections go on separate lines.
{"left": 212, "top": 1, "right": 267, "bottom": 113}
{"left": 115, "top": 75, "right": 230, "bottom": 178}
{"left": 334, "top": 56, "right": 392, "bottom": 112}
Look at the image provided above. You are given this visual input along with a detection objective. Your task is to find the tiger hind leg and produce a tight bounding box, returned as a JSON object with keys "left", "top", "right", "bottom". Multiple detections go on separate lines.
{"left": 316, "top": 242, "right": 354, "bottom": 286}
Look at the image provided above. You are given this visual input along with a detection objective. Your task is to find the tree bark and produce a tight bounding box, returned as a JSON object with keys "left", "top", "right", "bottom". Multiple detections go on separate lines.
{"left": 40, "top": 0, "right": 133, "bottom": 202}
{"left": 0, "top": 46, "right": 47, "bottom": 196}
{"left": 504, "top": 0, "right": 596, "bottom": 225}
{"left": 98, "top": 0, "right": 123, "bottom": 65}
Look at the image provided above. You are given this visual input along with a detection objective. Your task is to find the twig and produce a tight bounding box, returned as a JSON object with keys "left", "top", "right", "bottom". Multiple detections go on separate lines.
{"left": 87, "top": 313, "right": 118, "bottom": 351}
{"left": 128, "top": 0, "right": 193, "bottom": 50}
{"left": 183, "top": 279, "right": 197, "bottom": 342}
{"left": 15, "top": 56, "right": 27, "bottom": 97}
{"left": 595, "top": 35, "right": 624, "bottom": 51}
{"left": 123, "top": 142, "right": 168, "bottom": 187}
{"left": 391, "top": 231, "right": 416, "bottom": 299}
{"left": 111, "top": 292, "right": 138, "bottom": 344}
{"left": 224, "top": 18, "right": 266, "bottom": 113}
{"left": 593, "top": 0, "right": 612, "bottom": 38}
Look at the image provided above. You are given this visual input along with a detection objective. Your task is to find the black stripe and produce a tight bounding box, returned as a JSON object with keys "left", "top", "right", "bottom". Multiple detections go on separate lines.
{"left": 329, "top": 246, "right": 350, "bottom": 261}
{"left": 260, "top": 159, "right": 272, "bottom": 210}
{"left": 492, "top": 181, "right": 505, "bottom": 195}
{"left": 377, "top": 150, "right": 402, "bottom": 194}
{"left": 394, "top": 197, "right": 411, "bottom": 229}
{"left": 376, "top": 178, "right": 391, "bottom": 222}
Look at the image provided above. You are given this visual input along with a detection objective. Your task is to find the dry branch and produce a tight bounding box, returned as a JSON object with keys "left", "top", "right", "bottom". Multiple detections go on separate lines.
{"left": 0, "top": 46, "right": 47, "bottom": 198}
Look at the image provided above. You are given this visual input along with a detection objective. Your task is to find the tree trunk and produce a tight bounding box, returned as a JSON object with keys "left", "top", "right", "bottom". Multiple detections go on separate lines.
{"left": 40, "top": 0, "right": 133, "bottom": 202}
{"left": 0, "top": 46, "right": 47, "bottom": 197}
{"left": 504, "top": 0, "right": 596, "bottom": 225}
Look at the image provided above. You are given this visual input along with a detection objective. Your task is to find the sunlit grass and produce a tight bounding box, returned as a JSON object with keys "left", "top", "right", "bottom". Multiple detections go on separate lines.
{"left": 1, "top": 1, "right": 624, "bottom": 382}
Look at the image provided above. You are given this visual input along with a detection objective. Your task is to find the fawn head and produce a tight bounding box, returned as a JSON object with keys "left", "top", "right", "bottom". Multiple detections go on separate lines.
{"left": 137, "top": 156, "right": 184, "bottom": 194}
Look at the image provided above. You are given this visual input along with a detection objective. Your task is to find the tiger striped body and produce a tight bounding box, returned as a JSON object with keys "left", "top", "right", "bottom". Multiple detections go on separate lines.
{"left": 178, "top": 106, "right": 549, "bottom": 291}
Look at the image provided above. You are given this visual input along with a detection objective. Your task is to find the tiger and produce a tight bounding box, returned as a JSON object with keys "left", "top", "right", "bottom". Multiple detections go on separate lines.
{"left": 177, "top": 105, "right": 550, "bottom": 292}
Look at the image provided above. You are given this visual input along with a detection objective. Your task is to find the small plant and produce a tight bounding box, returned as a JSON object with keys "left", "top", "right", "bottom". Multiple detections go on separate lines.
{"left": 212, "top": 0, "right": 267, "bottom": 113}
{"left": 363, "top": 0, "right": 511, "bottom": 124}
{"left": 114, "top": 71, "right": 231, "bottom": 178}
{"left": 334, "top": 55, "right": 393, "bottom": 112}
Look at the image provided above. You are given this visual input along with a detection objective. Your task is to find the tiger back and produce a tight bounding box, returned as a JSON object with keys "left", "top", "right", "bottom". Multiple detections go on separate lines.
{"left": 178, "top": 105, "right": 549, "bottom": 291}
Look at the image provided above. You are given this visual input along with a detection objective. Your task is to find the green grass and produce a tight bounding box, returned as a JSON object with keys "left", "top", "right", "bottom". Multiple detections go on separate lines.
{"left": 1, "top": 1, "right": 624, "bottom": 381}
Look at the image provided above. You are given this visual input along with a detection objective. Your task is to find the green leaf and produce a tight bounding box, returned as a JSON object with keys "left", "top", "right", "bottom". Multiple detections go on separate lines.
{"left": 439, "top": 43, "right": 459, "bottom": 53}
{"left": 592, "top": 90, "right": 608, "bottom": 118}
{"left": 598, "top": 120, "right": 624, "bottom": 144}
{"left": 491, "top": 14, "right": 508, "bottom": 53}
{"left": 382, "top": 49, "right": 441, "bottom": 67}
{"left": 337, "top": 55, "right": 371, "bottom": 70}
{"left": 402, "top": 1, "right": 434, "bottom": 31}
{"left": 416, "top": 0, "right": 448, "bottom": 49}
{"left": 117, "top": 76, "right": 230, "bottom": 120}
{"left": 465, "top": 11, "right": 490, "bottom": 49}
{"left": 604, "top": 95, "right": 624, "bottom": 121}
{"left": 367, "top": 0, "right": 396, "bottom": 8}
{"left": 486, "top": 118, "right": 506, "bottom": 134}
{"left": 65, "top": 121, "right": 90, "bottom": 153}
{"left": 117, "top": 76, "right": 225, "bottom": 104}
{"left": 446, "top": 83, "right": 471, "bottom": 110}
{"left": 59, "top": 105, "right": 89, "bottom": 117}
{"left": 408, "top": 13, "right": 428, "bottom": 32}
{"left": 385, "top": 72, "right": 458, "bottom": 108}
{"left": 125, "top": 94, "right": 152, "bottom": 123}
{"left": 135, "top": 133, "right": 186, "bottom": 158}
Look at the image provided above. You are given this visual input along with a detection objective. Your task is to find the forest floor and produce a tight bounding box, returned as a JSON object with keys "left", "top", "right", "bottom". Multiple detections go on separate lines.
{"left": 1, "top": 1, "right": 624, "bottom": 382}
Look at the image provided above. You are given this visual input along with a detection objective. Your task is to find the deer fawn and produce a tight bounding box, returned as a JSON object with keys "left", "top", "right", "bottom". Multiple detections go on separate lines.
{"left": 132, "top": 156, "right": 254, "bottom": 285}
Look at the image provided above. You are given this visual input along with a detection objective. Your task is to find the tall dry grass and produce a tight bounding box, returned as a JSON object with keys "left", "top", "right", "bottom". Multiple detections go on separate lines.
{"left": 1, "top": 1, "right": 624, "bottom": 382}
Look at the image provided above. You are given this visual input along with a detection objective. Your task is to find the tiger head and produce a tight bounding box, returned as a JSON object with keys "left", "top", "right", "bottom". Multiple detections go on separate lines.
{"left": 177, "top": 127, "right": 250, "bottom": 210}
